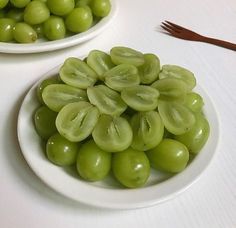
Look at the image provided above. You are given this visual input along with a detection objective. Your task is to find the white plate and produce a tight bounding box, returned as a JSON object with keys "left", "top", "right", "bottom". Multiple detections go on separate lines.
{"left": 17, "top": 64, "right": 220, "bottom": 209}
{"left": 0, "top": 0, "right": 118, "bottom": 54}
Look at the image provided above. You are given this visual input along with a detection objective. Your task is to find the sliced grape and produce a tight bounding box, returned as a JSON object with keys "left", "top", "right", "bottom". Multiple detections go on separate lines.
{"left": 92, "top": 114, "right": 133, "bottom": 152}
{"left": 42, "top": 84, "right": 88, "bottom": 112}
{"left": 184, "top": 92, "right": 204, "bottom": 113}
{"left": 158, "top": 100, "right": 195, "bottom": 135}
{"left": 138, "top": 53, "right": 160, "bottom": 84}
{"left": 87, "top": 50, "right": 115, "bottom": 80}
{"left": 151, "top": 77, "right": 187, "bottom": 101}
{"left": 110, "top": 46, "right": 145, "bottom": 66}
{"left": 159, "top": 64, "right": 196, "bottom": 91}
{"left": 121, "top": 85, "right": 159, "bottom": 111}
{"left": 130, "top": 111, "right": 164, "bottom": 151}
{"left": 104, "top": 64, "right": 140, "bottom": 91}
{"left": 87, "top": 85, "right": 127, "bottom": 116}
{"left": 174, "top": 113, "right": 210, "bottom": 154}
{"left": 59, "top": 57, "right": 97, "bottom": 89}
{"left": 56, "top": 101, "right": 99, "bottom": 142}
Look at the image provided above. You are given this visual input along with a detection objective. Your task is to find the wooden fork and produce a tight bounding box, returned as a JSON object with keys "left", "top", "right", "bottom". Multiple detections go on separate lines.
{"left": 161, "top": 21, "right": 236, "bottom": 51}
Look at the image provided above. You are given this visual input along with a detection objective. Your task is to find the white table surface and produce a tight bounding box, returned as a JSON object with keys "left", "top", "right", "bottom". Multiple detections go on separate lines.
{"left": 0, "top": 0, "right": 236, "bottom": 227}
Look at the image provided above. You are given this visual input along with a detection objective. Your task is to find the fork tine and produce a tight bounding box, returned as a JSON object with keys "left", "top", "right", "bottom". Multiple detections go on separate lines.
{"left": 161, "top": 22, "right": 180, "bottom": 33}
{"left": 165, "top": 21, "right": 186, "bottom": 30}
{"left": 160, "top": 25, "right": 178, "bottom": 36}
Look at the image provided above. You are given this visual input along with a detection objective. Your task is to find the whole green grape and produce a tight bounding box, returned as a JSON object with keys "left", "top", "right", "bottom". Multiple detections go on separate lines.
{"left": 0, "top": 0, "right": 9, "bottom": 9}
{"left": 0, "top": 18, "right": 15, "bottom": 42}
{"left": 0, "top": 9, "right": 6, "bottom": 18}
{"left": 47, "top": 0, "right": 75, "bottom": 16}
{"left": 65, "top": 6, "right": 93, "bottom": 33}
{"left": 13, "top": 22, "right": 37, "bottom": 43}
{"left": 112, "top": 148, "right": 150, "bottom": 188}
{"left": 24, "top": 1, "right": 50, "bottom": 25}
{"left": 76, "top": 140, "right": 111, "bottom": 181}
{"left": 75, "top": 0, "right": 91, "bottom": 7}
{"left": 46, "top": 133, "right": 79, "bottom": 166}
{"left": 34, "top": 105, "right": 58, "bottom": 140}
{"left": 146, "top": 139, "right": 189, "bottom": 173}
{"left": 10, "top": 0, "right": 31, "bottom": 8}
{"left": 184, "top": 92, "right": 204, "bottom": 113}
{"left": 90, "top": 0, "right": 111, "bottom": 17}
{"left": 174, "top": 113, "right": 210, "bottom": 154}
{"left": 43, "top": 16, "right": 66, "bottom": 40}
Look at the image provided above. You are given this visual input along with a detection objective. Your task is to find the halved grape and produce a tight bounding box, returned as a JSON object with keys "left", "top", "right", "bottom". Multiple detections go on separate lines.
{"left": 87, "top": 85, "right": 127, "bottom": 116}
{"left": 76, "top": 139, "right": 111, "bottom": 181}
{"left": 59, "top": 57, "right": 97, "bottom": 89}
{"left": 174, "top": 113, "right": 210, "bottom": 154}
{"left": 146, "top": 139, "right": 189, "bottom": 173}
{"left": 104, "top": 64, "right": 140, "bottom": 91}
{"left": 130, "top": 111, "right": 164, "bottom": 151}
{"left": 56, "top": 101, "right": 100, "bottom": 142}
{"left": 151, "top": 77, "right": 187, "bottom": 101}
{"left": 92, "top": 114, "right": 133, "bottom": 152}
{"left": 138, "top": 53, "right": 160, "bottom": 84}
{"left": 184, "top": 92, "right": 204, "bottom": 113}
{"left": 87, "top": 50, "right": 115, "bottom": 80}
{"left": 37, "top": 75, "right": 61, "bottom": 104}
{"left": 158, "top": 100, "right": 195, "bottom": 135}
{"left": 121, "top": 85, "right": 159, "bottom": 111}
{"left": 159, "top": 65, "right": 196, "bottom": 91}
{"left": 42, "top": 84, "right": 88, "bottom": 112}
{"left": 110, "top": 46, "right": 145, "bottom": 66}
{"left": 112, "top": 147, "right": 150, "bottom": 188}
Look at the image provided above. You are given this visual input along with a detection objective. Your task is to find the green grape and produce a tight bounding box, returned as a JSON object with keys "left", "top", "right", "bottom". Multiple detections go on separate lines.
{"left": 6, "top": 8, "right": 24, "bottom": 22}
{"left": 42, "top": 84, "right": 88, "bottom": 112}
{"left": 151, "top": 77, "right": 188, "bottom": 101}
{"left": 46, "top": 133, "right": 79, "bottom": 166}
{"left": 104, "top": 64, "right": 140, "bottom": 91}
{"left": 159, "top": 65, "right": 196, "bottom": 91}
{"left": 43, "top": 16, "right": 66, "bottom": 40}
{"left": 75, "top": 0, "right": 91, "bottom": 7}
{"left": 130, "top": 111, "right": 164, "bottom": 151}
{"left": 59, "top": 57, "right": 97, "bottom": 89}
{"left": 37, "top": 76, "right": 62, "bottom": 104}
{"left": 87, "top": 85, "right": 127, "bottom": 116}
{"left": 90, "top": 0, "right": 111, "bottom": 17}
{"left": 76, "top": 139, "right": 111, "bottom": 181}
{"left": 10, "top": 0, "right": 30, "bottom": 8}
{"left": 110, "top": 46, "right": 145, "bottom": 66}
{"left": 112, "top": 148, "right": 150, "bottom": 188}
{"left": 146, "top": 139, "right": 189, "bottom": 173}
{"left": 121, "top": 85, "right": 159, "bottom": 111}
{"left": 47, "top": 0, "right": 74, "bottom": 16}
{"left": 158, "top": 100, "right": 196, "bottom": 135}
{"left": 33, "top": 23, "right": 44, "bottom": 37}
{"left": 0, "top": 0, "right": 8, "bottom": 9}
{"left": 0, "top": 18, "right": 15, "bottom": 42}
{"left": 56, "top": 101, "right": 99, "bottom": 142}
{"left": 65, "top": 6, "right": 93, "bottom": 33}
{"left": 184, "top": 92, "right": 204, "bottom": 113}
{"left": 174, "top": 113, "right": 210, "bottom": 154}
{"left": 34, "top": 106, "right": 58, "bottom": 140}
{"left": 13, "top": 22, "right": 37, "bottom": 43}
{"left": 92, "top": 114, "right": 133, "bottom": 152}
{"left": 86, "top": 50, "right": 115, "bottom": 80}
{"left": 24, "top": 1, "right": 50, "bottom": 25}
{"left": 138, "top": 53, "right": 160, "bottom": 84}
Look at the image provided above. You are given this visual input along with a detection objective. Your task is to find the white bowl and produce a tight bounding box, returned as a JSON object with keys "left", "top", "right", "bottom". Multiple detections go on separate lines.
{"left": 0, "top": 0, "right": 118, "bottom": 54}
{"left": 17, "top": 63, "right": 220, "bottom": 209}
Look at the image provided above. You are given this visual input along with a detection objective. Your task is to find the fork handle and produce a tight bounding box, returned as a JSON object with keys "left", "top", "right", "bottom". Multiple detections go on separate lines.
{"left": 200, "top": 36, "right": 236, "bottom": 51}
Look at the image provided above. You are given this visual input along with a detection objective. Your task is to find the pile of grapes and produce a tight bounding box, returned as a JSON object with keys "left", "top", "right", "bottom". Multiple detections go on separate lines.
{"left": 0, "top": 0, "right": 111, "bottom": 43}
{"left": 34, "top": 46, "right": 210, "bottom": 188}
